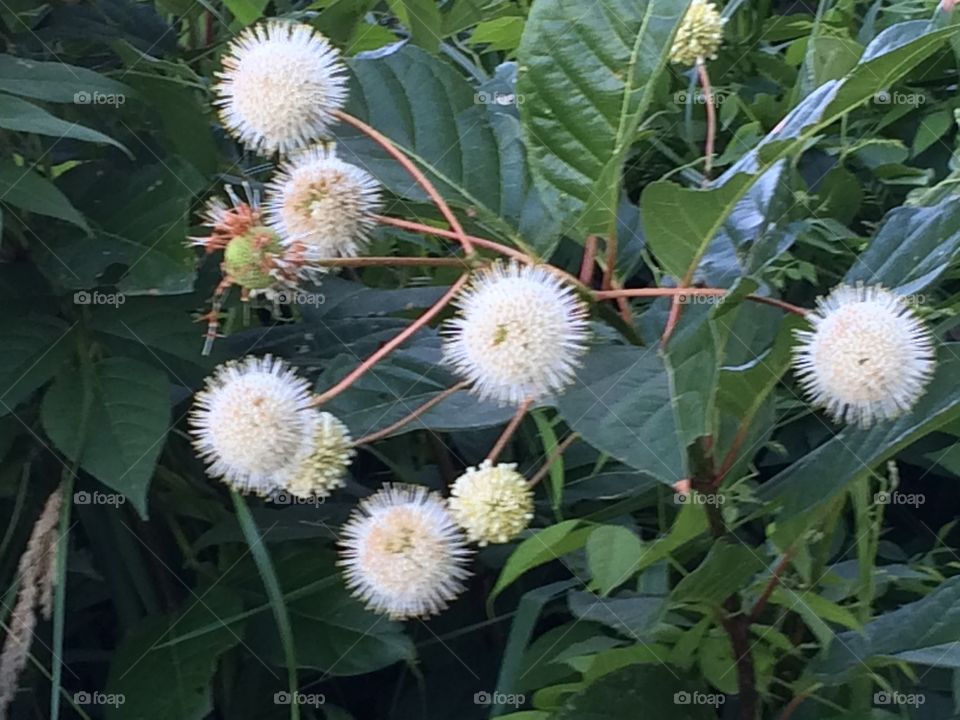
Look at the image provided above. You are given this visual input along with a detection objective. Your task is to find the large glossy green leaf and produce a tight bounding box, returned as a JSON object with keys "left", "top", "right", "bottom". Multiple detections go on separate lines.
{"left": 643, "top": 21, "right": 956, "bottom": 280}
{"left": 845, "top": 193, "right": 960, "bottom": 294}
{"left": 491, "top": 520, "right": 589, "bottom": 600}
{"left": 556, "top": 346, "right": 684, "bottom": 483}
{"left": 41, "top": 358, "right": 171, "bottom": 517}
{"left": 105, "top": 587, "right": 242, "bottom": 720}
{"left": 761, "top": 344, "right": 960, "bottom": 544}
{"left": 336, "top": 46, "right": 559, "bottom": 254}
{"left": 386, "top": 0, "right": 442, "bottom": 51}
{"left": 671, "top": 542, "right": 766, "bottom": 604}
{"left": 0, "top": 94, "right": 130, "bottom": 154}
{"left": 586, "top": 525, "right": 644, "bottom": 596}
{"left": 517, "top": 0, "right": 691, "bottom": 236}
{"left": 0, "top": 53, "right": 132, "bottom": 102}
{"left": 815, "top": 576, "right": 960, "bottom": 681}
{"left": 0, "top": 160, "right": 88, "bottom": 230}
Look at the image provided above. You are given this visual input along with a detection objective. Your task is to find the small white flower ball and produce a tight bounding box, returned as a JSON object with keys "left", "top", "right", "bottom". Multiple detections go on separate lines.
{"left": 213, "top": 20, "right": 348, "bottom": 155}
{"left": 792, "top": 284, "right": 936, "bottom": 427}
{"left": 339, "top": 484, "right": 472, "bottom": 620}
{"left": 670, "top": 0, "right": 726, "bottom": 66}
{"left": 442, "top": 262, "right": 590, "bottom": 406}
{"left": 283, "top": 412, "right": 355, "bottom": 499}
{"left": 449, "top": 461, "right": 534, "bottom": 546}
{"left": 189, "top": 356, "right": 319, "bottom": 494}
{"left": 265, "top": 146, "right": 382, "bottom": 261}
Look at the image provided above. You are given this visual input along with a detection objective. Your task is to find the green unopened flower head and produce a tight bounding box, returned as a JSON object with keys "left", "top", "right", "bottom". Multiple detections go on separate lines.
{"left": 283, "top": 411, "right": 356, "bottom": 499}
{"left": 223, "top": 227, "right": 283, "bottom": 290}
{"left": 670, "top": 0, "right": 726, "bottom": 66}
{"left": 448, "top": 461, "right": 534, "bottom": 546}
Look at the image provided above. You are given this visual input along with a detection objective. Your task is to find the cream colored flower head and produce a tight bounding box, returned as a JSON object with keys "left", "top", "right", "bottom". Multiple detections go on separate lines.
{"left": 442, "top": 262, "right": 590, "bottom": 406}
{"left": 265, "top": 146, "right": 382, "bottom": 262}
{"left": 213, "top": 20, "right": 348, "bottom": 155}
{"left": 339, "top": 484, "right": 472, "bottom": 620}
{"left": 449, "top": 461, "right": 534, "bottom": 546}
{"left": 189, "top": 355, "right": 319, "bottom": 494}
{"left": 792, "top": 284, "right": 936, "bottom": 427}
{"left": 283, "top": 412, "right": 355, "bottom": 499}
{"left": 670, "top": 0, "right": 726, "bottom": 66}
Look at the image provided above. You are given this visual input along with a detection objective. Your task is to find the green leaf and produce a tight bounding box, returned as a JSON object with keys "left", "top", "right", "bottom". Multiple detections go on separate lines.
{"left": 0, "top": 54, "right": 132, "bottom": 103}
{"left": 517, "top": 0, "right": 691, "bottom": 236}
{"left": 338, "top": 46, "right": 558, "bottom": 254}
{"left": 815, "top": 575, "right": 960, "bottom": 681}
{"left": 633, "top": 504, "right": 709, "bottom": 576}
{"left": 0, "top": 315, "right": 74, "bottom": 416}
{"left": 586, "top": 525, "right": 644, "bottom": 596}
{"left": 644, "top": 21, "right": 956, "bottom": 280}
{"left": 491, "top": 520, "right": 589, "bottom": 600}
{"left": 0, "top": 94, "right": 130, "bottom": 154}
{"left": 223, "top": 0, "right": 268, "bottom": 24}
{"left": 105, "top": 587, "right": 242, "bottom": 720}
{"left": 386, "top": 0, "right": 442, "bottom": 52}
{"left": 672, "top": 542, "right": 766, "bottom": 604}
{"left": 761, "top": 345, "right": 960, "bottom": 544}
{"left": 766, "top": 587, "right": 860, "bottom": 655}
{"left": 41, "top": 358, "right": 171, "bottom": 517}
{"left": 554, "top": 665, "right": 716, "bottom": 719}
{"left": 845, "top": 194, "right": 960, "bottom": 295}
{"left": 556, "top": 346, "right": 684, "bottom": 484}
{"left": 472, "top": 17, "right": 524, "bottom": 52}
{"left": 0, "top": 160, "right": 88, "bottom": 230}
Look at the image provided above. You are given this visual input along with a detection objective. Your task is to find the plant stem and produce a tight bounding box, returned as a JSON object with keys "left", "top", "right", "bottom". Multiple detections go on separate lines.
{"left": 528, "top": 433, "right": 580, "bottom": 488}
{"left": 698, "top": 59, "right": 717, "bottom": 183}
{"left": 748, "top": 548, "right": 795, "bottom": 624}
{"left": 486, "top": 399, "right": 533, "bottom": 463}
{"left": 580, "top": 235, "right": 598, "bottom": 285}
{"left": 354, "top": 382, "right": 470, "bottom": 445}
{"left": 312, "top": 256, "right": 468, "bottom": 268}
{"left": 335, "top": 111, "right": 474, "bottom": 256}
{"left": 310, "top": 275, "right": 469, "bottom": 407}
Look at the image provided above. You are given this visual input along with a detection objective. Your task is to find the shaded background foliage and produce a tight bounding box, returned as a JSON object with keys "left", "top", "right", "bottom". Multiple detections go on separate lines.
{"left": 0, "top": 0, "right": 960, "bottom": 719}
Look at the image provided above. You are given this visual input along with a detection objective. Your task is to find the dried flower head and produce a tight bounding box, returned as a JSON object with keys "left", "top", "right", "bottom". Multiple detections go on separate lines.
{"left": 449, "top": 461, "right": 534, "bottom": 546}
{"left": 339, "top": 484, "right": 472, "bottom": 619}
{"left": 443, "top": 262, "right": 590, "bottom": 406}
{"left": 213, "top": 20, "right": 347, "bottom": 155}
{"left": 792, "top": 284, "right": 936, "bottom": 427}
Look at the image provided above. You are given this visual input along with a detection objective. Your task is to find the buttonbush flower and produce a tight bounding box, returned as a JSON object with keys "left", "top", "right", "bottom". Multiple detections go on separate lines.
{"left": 670, "top": 0, "right": 726, "bottom": 66}
{"left": 449, "top": 461, "right": 534, "bottom": 546}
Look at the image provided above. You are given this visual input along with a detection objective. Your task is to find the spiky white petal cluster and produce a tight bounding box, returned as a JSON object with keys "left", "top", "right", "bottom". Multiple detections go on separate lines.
{"left": 265, "top": 146, "right": 382, "bottom": 261}
{"left": 213, "top": 21, "right": 348, "bottom": 155}
{"left": 442, "top": 263, "right": 590, "bottom": 406}
{"left": 283, "top": 412, "right": 355, "bottom": 499}
{"left": 189, "top": 355, "right": 319, "bottom": 494}
{"left": 670, "top": 0, "right": 726, "bottom": 66}
{"left": 793, "top": 284, "right": 936, "bottom": 427}
{"left": 339, "top": 484, "right": 472, "bottom": 619}
{"left": 449, "top": 461, "right": 534, "bottom": 546}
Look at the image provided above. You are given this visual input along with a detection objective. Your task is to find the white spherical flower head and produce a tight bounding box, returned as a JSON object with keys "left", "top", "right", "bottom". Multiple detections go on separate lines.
{"left": 443, "top": 263, "right": 590, "bottom": 406}
{"left": 793, "top": 284, "right": 936, "bottom": 427}
{"left": 449, "top": 461, "right": 534, "bottom": 546}
{"left": 189, "top": 355, "right": 319, "bottom": 494}
{"left": 265, "top": 146, "right": 382, "bottom": 261}
{"left": 339, "top": 484, "right": 472, "bottom": 620}
{"left": 214, "top": 21, "right": 348, "bottom": 155}
{"left": 283, "top": 412, "right": 355, "bottom": 499}
{"left": 670, "top": 0, "right": 726, "bottom": 66}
